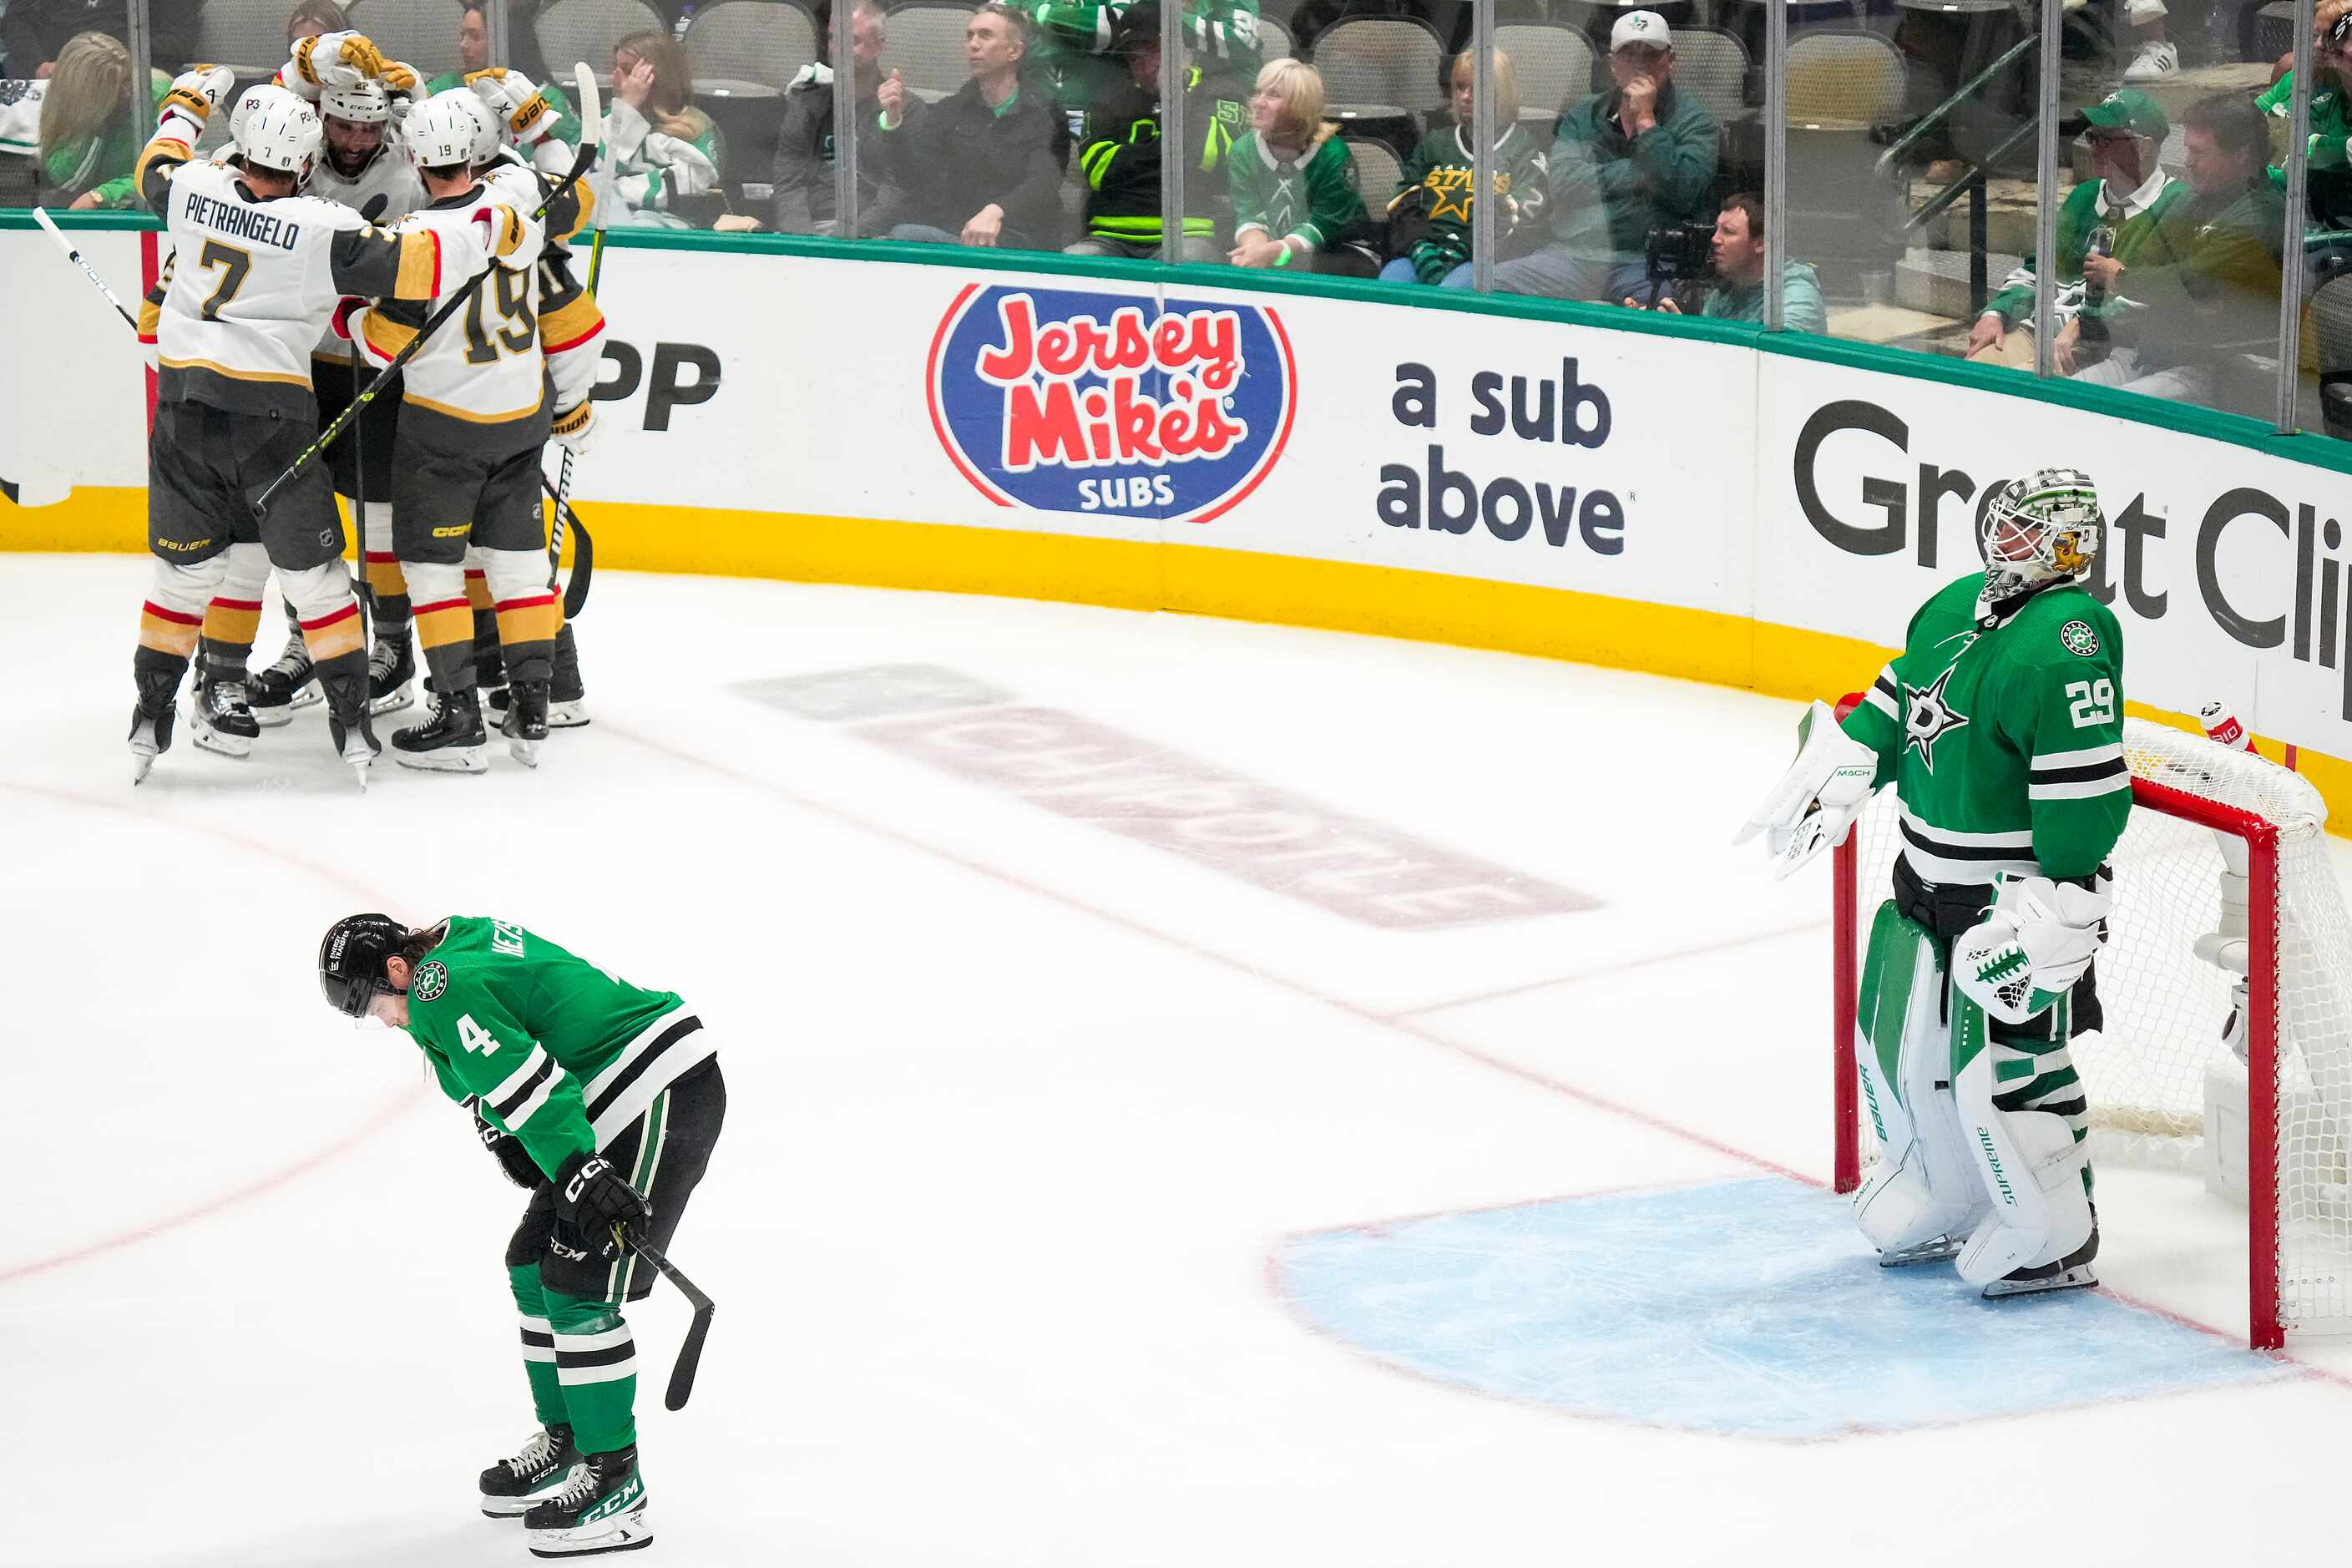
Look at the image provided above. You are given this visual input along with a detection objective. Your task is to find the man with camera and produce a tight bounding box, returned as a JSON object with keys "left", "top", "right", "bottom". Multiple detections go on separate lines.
{"left": 1447, "top": 10, "right": 1716, "bottom": 303}
{"left": 1622, "top": 194, "right": 1824, "bottom": 331}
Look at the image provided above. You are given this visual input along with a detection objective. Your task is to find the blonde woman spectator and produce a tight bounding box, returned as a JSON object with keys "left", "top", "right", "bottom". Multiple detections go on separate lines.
{"left": 1226, "top": 58, "right": 1375, "bottom": 275}
{"left": 606, "top": 29, "right": 724, "bottom": 227}
{"left": 1382, "top": 48, "right": 1546, "bottom": 286}
{"left": 286, "top": 0, "right": 346, "bottom": 48}
{"left": 40, "top": 31, "right": 164, "bottom": 210}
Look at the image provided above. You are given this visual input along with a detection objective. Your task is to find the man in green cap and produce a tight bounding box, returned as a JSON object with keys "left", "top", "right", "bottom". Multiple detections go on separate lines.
{"left": 2068, "top": 91, "right": 2286, "bottom": 417}
{"left": 1968, "top": 88, "right": 2184, "bottom": 372}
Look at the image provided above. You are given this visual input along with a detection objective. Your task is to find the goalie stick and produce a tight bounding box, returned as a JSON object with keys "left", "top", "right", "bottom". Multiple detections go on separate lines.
{"left": 626, "top": 1232, "right": 715, "bottom": 1411}
{"left": 252, "top": 62, "right": 604, "bottom": 522}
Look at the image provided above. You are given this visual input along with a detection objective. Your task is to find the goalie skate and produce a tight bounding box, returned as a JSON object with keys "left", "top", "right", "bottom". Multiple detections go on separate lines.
{"left": 1876, "top": 1233, "right": 1965, "bottom": 1267}
{"left": 1980, "top": 1210, "right": 2100, "bottom": 1300}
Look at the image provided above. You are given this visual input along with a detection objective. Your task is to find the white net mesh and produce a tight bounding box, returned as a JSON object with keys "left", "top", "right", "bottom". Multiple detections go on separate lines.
{"left": 1846, "top": 718, "right": 2352, "bottom": 1335}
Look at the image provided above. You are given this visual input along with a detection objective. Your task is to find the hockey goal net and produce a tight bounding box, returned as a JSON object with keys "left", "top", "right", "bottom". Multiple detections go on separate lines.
{"left": 1832, "top": 710, "right": 2352, "bottom": 1348}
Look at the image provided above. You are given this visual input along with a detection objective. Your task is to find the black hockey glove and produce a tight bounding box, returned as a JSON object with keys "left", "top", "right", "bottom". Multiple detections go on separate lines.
{"left": 473, "top": 1103, "right": 544, "bottom": 1190}
{"left": 553, "top": 1151, "right": 653, "bottom": 1256}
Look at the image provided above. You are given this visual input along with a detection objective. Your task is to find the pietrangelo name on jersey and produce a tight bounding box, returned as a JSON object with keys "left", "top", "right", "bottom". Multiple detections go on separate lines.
{"left": 180, "top": 193, "right": 301, "bottom": 251}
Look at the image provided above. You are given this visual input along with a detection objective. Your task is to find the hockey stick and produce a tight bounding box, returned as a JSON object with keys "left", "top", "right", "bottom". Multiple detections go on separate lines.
{"left": 31, "top": 206, "right": 139, "bottom": 331}
{"left": 251, "top": 62, "right": 604, "bottom": 523}
{"left": 546, "top": 153, "right": 612, "bottom": 599}
{"left": 627, "top": 1233, "right": 715, "bottom": 1411}
{"left": 537, "top": 474, "right": 595, "bottom": 618}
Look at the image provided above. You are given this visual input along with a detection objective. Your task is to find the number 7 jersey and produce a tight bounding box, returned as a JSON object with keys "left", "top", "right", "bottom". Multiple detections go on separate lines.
{"left": 402, "top": 917, "right": 716, "bottom": 1178}
{"left": 1839, "top": 574, "right": 2131, "bottom": 886}
{"left": 349, "top": 175, "right": 552, "bottom": 453}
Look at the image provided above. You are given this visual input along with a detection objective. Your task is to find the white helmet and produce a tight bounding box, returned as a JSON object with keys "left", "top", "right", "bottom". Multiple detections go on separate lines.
{"left": 1980, "top": 468, "right": 2104, "bottom": 602}
{"left": 234, "top": 85, "right": 323, "bottom": 179}
{"left": 319, "top": 77, "right": 391, "bottom": 125}
{"left": 226, "top": 83, "right": 274, "bottom": 149}
{"left": 405, "top": 89, "right": 497, "bottom": 171}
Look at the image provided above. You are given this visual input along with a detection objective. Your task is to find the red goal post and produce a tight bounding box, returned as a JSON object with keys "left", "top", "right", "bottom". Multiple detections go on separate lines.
{"left": 1828, "top": 695, "right": 2295, "bottom": 1350}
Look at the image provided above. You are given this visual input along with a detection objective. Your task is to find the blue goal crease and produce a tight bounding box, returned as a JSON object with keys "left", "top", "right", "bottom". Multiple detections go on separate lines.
{"left": 1273, "top": 1177, "right": 2297, "bottom": 1439}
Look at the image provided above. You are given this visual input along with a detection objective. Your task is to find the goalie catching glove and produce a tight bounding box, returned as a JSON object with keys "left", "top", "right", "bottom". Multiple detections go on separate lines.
{"left": 1734, "top": 699, "right": 1880, "bottom": 878}
{"left": 1951, "top": 874, "right": 2111, "bottom": 1025}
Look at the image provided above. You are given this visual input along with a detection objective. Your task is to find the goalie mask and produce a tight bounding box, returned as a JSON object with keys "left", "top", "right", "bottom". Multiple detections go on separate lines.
{"left": 1980, "top": 468, "right": 2103, "bottom": 603}
{"left": 233, "top": 86, "right": 322, "bottom": 182}
{"left": 318, "top": 78, "right": 392, "bottom": 178}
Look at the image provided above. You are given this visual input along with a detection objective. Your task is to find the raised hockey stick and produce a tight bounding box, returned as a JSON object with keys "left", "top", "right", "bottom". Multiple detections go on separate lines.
{"left": 537, "top": 474, "right": 595, "bottom": 618}
{"left": 546, "top": 151, "right": 612, "bottom": 600}
{"left": 32, "top": 206, "right": 139, "bottom": 331}
{"left": 250, "top": 62, "right": 604, "bottom": 522}
{"left": 627, "top": 1233, "right": 715, "bottom": 1411}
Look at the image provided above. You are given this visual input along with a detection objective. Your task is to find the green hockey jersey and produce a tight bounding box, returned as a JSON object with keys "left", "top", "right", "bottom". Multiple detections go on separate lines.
{"left": 1839, "top": 574, "right": 2130, "bottom": 887}
{"left": 402, "top": 917, "right": 713, "bottom": 1178}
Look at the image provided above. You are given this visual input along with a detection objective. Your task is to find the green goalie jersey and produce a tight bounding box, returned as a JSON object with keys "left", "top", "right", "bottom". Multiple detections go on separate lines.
{"left": 1839, "top": 574, "right": 2130, "bottom": 888}
{"left": 402, "top": 917, "right": 713, "bottom": 1179}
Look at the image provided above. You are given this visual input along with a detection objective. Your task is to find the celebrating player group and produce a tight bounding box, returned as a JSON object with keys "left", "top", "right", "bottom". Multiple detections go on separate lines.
{"left": 125, "top": 28, "right": 604, "bottom": 788}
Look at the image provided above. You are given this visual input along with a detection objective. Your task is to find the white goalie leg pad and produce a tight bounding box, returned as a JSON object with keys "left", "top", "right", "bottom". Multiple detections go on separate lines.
{"left": 1951, "top": 1033, "right": 2095, "bottom": 1287}
{"left": 1852, "top": 908, "right": 1987, "bottom": 1255}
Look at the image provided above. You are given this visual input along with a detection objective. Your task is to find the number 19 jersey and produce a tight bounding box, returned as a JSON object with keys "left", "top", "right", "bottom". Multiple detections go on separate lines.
{"left": 402, "top": 917, "right": 713, "bottom": 1176}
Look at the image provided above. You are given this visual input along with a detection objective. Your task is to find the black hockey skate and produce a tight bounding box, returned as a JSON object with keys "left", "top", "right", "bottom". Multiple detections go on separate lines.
{"left": 524, "top": 1444, "right": 650, "bottom": 1558}
{"left": 503, "top": 680, "right": 550, "bottom": 767}
{"left": 489, "top": 625, "right": 589, "bottom": 728}
{"left": 321, "top": 670, "right": 380, "bottom": 790}
{"left": 247, "top": 629, "right": 319, "bottom": 727}
{"left": 368, "top": 631, "right": 417, "bottom": 716}
{"left": 392, "top": 685, "right": 488, "bottom": 774}
{"left": 1981, "top": 1205, "right": 2100, "bottom": 1299}
{"left": 127, "top": 693, "right": 177, "bottom": 786}
{"left": 480, "top": 1423, "right": 580, "bottom": 1520}
{"left": 189, "top": 676, "right": 260, "bottom": 759}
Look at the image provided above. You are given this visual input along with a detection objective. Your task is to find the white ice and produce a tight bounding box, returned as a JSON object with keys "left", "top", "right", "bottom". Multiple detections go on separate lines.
{"left": 8, "top": 553, "right": 2352, "bottom": 1567}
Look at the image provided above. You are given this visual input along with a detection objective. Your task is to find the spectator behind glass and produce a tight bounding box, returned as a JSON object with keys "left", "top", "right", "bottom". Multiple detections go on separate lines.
{"left": 1, "top": 2, "right": 195, "bottom": 82}
{"left": 2259, "top": 2, "right": 2352, "bottom": 225}
{"left": 286, "top": 0, "right": 345, "bottom": 48}
{"left": 1382, "top": 48, "right": 1547, "bottom": 286}
{"left": 868, "top": 4, "right": 1067, "bottom": 250}
{"left": 772, "top": 0, "right": 888, "bottom": 235}
{"left": 1226, "top": 59, "right": 1374, "bottom": 275}
{"left": 40, "top": 30, "right": 164, "bottom": 210}
{"left": 1624, "top": 194, "right": 1825, "bottom": 332}
{"left": 423, "top": 1, "right": 581, "bottom": 147}
{"left": 1969, "top": 90, "right": 2183, "bottom": 373}
{"left": 1065, "top": 0, "right": 1238, "bottom": 262}
{"left": 1453, "top": 9, "right": 1716, "bottom": 303}
{"left": 2070, "top": 92, "right": 2285, "bottom": 416}
{"left": 606, "top": 28, "right": 726, "bottom": 227}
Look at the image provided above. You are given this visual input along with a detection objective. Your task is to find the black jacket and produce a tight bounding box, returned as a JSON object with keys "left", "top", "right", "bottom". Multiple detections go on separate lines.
{"left": 866, "top": 76, "right": 1069, "bottom": 248}
{"left": 771, "top": 66, "right": 888, "bottom": 235}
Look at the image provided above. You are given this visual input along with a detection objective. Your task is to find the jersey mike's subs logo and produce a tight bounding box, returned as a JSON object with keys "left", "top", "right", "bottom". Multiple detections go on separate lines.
{"left": 927, "top": 282, "right": 1295, "bottom": 523}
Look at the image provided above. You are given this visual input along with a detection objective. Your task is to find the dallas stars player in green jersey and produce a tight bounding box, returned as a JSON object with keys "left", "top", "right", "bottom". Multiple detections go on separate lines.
{"left": 1739, "top": 468, "right": 2127, "bottom": 1298}
{"left": 318, "top": 913, "right": 725, "bottom": 1559}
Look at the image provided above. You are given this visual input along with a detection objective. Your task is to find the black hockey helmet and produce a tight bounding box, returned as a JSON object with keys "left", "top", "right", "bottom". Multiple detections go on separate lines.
{"left": 319, "top": 913, "right": 407, "bottom": 1018}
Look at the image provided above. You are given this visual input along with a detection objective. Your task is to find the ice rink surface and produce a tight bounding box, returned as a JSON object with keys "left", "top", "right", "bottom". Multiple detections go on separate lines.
{"left": 10, "top": 552, "right": 2352, "bottom": 1566}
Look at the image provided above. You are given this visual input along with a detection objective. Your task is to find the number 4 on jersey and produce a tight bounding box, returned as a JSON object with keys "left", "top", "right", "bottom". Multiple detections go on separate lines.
{"left": 458, "top": 1014, "right": 503, "bottom": 1055}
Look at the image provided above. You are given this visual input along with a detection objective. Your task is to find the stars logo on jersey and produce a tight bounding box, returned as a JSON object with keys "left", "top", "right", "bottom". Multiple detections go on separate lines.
{"left": 412, "top": 959, "right": 448, "bottom": 1001}
{"left": 2060, "top": 619, "right": 2101, "bottom": 658}
{"left": 1902, "top": 665, "right": 1970, "bottom": 773}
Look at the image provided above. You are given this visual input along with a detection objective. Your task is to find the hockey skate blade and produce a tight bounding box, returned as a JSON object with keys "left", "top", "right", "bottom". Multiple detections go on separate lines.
{"left": 190, "top": 724, "right": 253, "bottom": 760}
{"left": 1877, "top": 1236, "right": 1965, "bottom": 1268}
{"left": 369, "top": 683, "right": 414, "bottom": 716}
{"left": 1980, "top": 1263, "right": 2097, "bottom": 1299}
{"left": 248, "top": 705, "right": 296, "bottom": 729}
{"left": 549, "top": 700, "right": 589, "bottom": 729}
{"left": 394, "top": 746, "right": 488, "bottom": 775}
{"left": 130, "top": 748, "right": 155, "bottom": 785}
{"left": 526, "top": 1506, "right": 651, "bottom": 1559}
{"left": 287, "top": 683, "right": 325, "bottom": 711}
{"left": 508, "top": 734, "right": 540, "bottom": 768}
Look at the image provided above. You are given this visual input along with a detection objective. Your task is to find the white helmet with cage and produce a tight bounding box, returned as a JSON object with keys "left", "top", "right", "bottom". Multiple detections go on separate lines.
{"left": 319, "top": 76, "right": 392, "bottom": 126}
{"left": 233, "top": 85, "right": 323, "bottom": 180}
{"left": 404, "top": 89, "right": 497, "bottom": 172}
{"left": 1980, "top": 468, "right": 2104, "bottom": 602}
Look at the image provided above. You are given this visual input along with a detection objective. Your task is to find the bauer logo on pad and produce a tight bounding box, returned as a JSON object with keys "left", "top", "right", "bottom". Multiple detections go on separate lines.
{"left": 926, "top": 281, "right": 1296, "bottom": 524}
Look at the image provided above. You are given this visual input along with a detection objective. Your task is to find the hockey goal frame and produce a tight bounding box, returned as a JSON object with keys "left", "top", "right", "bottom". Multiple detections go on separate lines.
{"left": 1828, "top": 697, "right": 2286, "bottom": 1350}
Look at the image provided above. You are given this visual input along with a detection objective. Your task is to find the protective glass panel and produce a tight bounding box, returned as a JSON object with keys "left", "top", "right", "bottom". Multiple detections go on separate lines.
{"left": 0, "top": 6, "right": 151, "bottom": 214}
{"left": 2285, "top": 2, "right": 2352, "bottom": 437}
{"left": 1785, "top": 0, "right": 2028, "bottom": 353}
{"left": 2061, "top": 0, "right": 2295, "bottom": 421}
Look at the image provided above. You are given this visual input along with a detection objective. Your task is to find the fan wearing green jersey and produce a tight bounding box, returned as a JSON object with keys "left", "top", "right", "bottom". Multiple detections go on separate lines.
{"left": 1739, "top": 469, "right": 2127, "bottom": 1299}
{"left": 318, "top": 913, "right": 726, "bottom": 1560}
